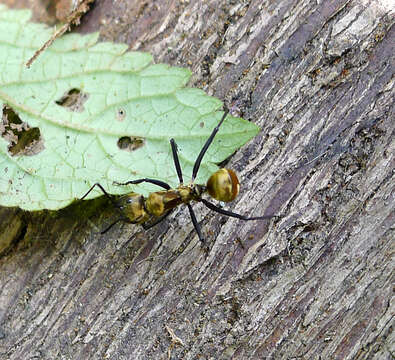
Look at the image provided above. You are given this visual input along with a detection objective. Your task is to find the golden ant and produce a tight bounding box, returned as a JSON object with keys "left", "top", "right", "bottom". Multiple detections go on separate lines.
{"left": 81, "top": 109, "right": 278, "bottom": 244}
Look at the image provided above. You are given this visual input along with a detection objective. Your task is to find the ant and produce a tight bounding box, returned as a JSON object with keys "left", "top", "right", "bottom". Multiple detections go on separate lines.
{"left": 81, "top": 109, "right": 278, "bottom": 245}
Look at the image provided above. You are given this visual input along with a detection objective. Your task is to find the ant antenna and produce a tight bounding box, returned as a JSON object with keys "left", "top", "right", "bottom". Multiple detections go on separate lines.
{"left": 192, "top": 109, "right": 229, "bottom": 181}
{"left": 81, "top": 183, "right": 124, "bottom": 214}
{"left": 113, "top": 178, "right": 171, "bottom": 190}
{"left": 80, "top": 183, "right": 130, "bottom": 233}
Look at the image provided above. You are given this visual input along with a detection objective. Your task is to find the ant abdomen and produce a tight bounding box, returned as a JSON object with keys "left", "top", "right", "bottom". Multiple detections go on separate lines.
{"left": 206, "top": 168, "right": 240, "bottom": 202}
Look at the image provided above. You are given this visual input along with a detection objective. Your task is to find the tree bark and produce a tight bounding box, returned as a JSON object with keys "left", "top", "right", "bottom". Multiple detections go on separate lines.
{"left": 0, "top": 0, "right": 393, "bottom": 359}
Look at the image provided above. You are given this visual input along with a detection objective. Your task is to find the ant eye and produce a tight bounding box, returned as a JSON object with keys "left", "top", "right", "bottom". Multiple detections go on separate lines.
{"left": 206, "top": 168, "right": 240, "bottom": 202}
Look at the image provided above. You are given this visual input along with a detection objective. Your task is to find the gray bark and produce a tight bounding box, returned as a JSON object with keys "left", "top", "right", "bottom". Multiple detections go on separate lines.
{"left": 0, "top": 0, "right": 393, "bottom": 359}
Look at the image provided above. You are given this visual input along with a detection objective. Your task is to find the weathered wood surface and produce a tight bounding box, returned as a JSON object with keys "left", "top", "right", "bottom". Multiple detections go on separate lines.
{"left": 0, "top": 0, "right": 393, "bottom": 359}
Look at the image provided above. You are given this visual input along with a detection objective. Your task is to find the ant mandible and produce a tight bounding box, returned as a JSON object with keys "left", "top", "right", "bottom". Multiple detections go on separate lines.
{"left": 81, "top": 109, "right": 277, "bottom": 244}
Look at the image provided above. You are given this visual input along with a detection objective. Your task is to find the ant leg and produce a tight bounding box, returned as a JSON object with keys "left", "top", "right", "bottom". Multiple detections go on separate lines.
{"left": 192, "top": 109, "right": 229, "bottom": 181}
{"left": 201, "top": 198, "right": 280, "bottom": 221}
{"left": 170, "top": 139, "right": 183, "bottom": 184}
{"left": 187, "top": 203, "right": 205, "bottom": 245}
{"left": 101, "top": 218, "right": 123, "bottom": 234}
{"left": 142, "top": 210, "right": 174, "bottom": 230}
{"left": 114, "top": 178, "right": 171, "bottom": 190}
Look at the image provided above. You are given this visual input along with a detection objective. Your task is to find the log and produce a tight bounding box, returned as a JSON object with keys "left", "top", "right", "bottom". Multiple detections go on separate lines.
{"left": 0, "top": 0, "right": 393, "bottom": 359}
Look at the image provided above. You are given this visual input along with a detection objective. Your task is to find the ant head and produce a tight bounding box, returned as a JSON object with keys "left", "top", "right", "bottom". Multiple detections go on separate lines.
{"left": 206, "top": 168, "right": 240, "bottom": 202}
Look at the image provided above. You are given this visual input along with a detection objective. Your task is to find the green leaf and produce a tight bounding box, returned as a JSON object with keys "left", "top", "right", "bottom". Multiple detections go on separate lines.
{"left": 0, "top": 6, "right": 259, "bottom": 211}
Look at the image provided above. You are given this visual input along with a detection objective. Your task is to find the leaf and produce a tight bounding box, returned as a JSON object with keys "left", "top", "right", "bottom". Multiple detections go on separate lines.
{"left": 0, "top": 6, "right": 259, "bottom": 211}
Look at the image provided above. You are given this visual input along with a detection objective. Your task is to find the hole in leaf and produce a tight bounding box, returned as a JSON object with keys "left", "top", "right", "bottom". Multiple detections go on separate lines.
{"left": 117, "top": 136, "right": 145, "bottom": 152}
{"left": 1, "top": 105, "right": 44, "bottom": 156}
{"left": 55, "top": 88, "right": 88, "bottom": 112}
{"left": 117, "top": 108, "right": 126, "bottom": 121}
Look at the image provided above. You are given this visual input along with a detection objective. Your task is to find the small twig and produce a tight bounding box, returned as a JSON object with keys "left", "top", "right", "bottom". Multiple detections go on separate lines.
{"left": 26, "top": 0, "right": 95, "bottom": 68}
{"left": 165, "top": 325, "right": 184, "bottom": 359}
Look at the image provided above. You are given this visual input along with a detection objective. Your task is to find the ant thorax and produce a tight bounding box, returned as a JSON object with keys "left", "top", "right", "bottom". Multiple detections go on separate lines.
{"left": 146, "top": 184, "right": 205, "bottom": 217}
{"left": 177, "top": 184, "right": 206, "bottom": 202}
